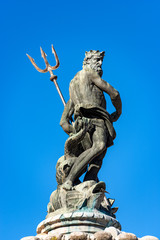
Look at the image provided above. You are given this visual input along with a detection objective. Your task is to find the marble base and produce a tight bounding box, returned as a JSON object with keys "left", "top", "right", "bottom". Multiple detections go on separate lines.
{"left": 21, "top": 226, "right": 159, "bottom": 240}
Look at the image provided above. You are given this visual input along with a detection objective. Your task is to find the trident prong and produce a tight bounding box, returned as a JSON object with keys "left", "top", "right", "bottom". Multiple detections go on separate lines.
{"left": 27, "top": 45, "right": 65, "bottom": 106}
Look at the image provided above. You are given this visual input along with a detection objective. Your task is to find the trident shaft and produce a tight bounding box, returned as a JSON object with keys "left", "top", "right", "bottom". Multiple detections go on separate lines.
{"left": 27, "top": 45, "right": 66, "bottom": 106}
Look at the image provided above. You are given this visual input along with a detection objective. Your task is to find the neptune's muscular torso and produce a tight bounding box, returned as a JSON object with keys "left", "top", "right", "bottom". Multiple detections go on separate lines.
{"left": 69, "top": 69, "right": 106, "bottom": 110}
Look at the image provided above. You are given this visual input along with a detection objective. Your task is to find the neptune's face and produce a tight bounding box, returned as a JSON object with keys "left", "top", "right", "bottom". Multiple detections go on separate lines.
{"left": 83, "top": 54, "right": 104, "bottom": 77}
{"left": 91, "top": 56, "right": 103, "bottom": 73}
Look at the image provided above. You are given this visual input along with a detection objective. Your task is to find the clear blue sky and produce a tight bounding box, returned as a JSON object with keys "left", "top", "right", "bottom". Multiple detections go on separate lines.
{"left": 1, "top": 1, "right": 160, "bottom": 239}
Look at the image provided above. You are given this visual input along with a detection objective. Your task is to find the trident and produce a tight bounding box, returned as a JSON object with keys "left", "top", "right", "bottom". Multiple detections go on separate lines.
{"left": 26, "top": 45, "right": 66, "bottom": 106}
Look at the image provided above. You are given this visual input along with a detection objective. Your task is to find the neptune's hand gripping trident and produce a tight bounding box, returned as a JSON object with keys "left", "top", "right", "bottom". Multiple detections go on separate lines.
{"left": 27, "top": 45, "right": 66, "bottom": 106}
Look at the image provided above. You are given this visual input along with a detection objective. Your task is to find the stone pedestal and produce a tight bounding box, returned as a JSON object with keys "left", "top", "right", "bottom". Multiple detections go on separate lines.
{"left": 37, "top": 210, "right": 121, "bottom": 235}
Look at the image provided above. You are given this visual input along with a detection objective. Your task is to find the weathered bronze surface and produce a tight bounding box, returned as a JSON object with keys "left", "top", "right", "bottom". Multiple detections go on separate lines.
{"left": 59, "top": 50, "right": 122, "bottom": 191}
{"left": 27, "top": 47, "right": 122, "bottom": 231}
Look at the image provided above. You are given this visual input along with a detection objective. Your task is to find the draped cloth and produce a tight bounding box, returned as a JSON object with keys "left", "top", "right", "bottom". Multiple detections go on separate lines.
{"left": 74, "top": 103, "right": 116, "bottom": 148}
